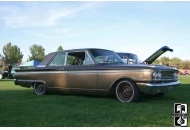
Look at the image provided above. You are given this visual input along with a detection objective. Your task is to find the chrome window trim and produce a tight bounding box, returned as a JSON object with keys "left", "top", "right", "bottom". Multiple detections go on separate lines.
{"left": 87, "top": 50, "right": 97, "bottom": 64}
{"left": 85, "top": 50, "right": 95, "bottom": 65}
{"left": 47, "top": 52, "right": 66, "bottom": 67}
{"left": 66, "top": 50, "right": 95, "bottom": 66}
{"left": 64, "top": 52, "right": 68, "bottom": 66}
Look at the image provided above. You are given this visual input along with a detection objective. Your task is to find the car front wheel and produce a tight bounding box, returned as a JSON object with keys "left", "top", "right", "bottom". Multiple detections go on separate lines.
{"left": 115, "top": 79, "right": 140, "bottom": 102}
{"left": 34, "top": 83, "right": 47, "bottom": 95}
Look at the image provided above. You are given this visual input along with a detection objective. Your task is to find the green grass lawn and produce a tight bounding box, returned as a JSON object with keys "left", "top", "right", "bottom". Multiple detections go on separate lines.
{"left": 0, "top": 76, "right": 189, "bottom": 127}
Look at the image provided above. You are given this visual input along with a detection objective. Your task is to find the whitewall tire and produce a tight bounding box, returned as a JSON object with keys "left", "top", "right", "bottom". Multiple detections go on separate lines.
{"left": 115, "top": 79, "right": 140, "bottom": 102}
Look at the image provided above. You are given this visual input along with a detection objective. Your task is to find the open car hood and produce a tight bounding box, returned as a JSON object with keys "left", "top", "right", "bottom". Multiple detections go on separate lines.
{"left": 142, "top": 46, "right": 173, "bottom": 64}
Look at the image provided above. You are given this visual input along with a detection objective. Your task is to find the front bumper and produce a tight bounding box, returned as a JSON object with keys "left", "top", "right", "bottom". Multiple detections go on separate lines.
{"left": 137, "top": 81, "right": 181, "bottom": 94}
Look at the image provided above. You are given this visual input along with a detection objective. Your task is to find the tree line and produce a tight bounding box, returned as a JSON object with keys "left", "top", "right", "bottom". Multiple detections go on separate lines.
{"left": 0, "top": 42, "right": 63, "bottom": 66}
{"left": 153, "top": 57, "right": 190, "bottom": 69}
{"left": 0, "top": 42, "right": 189, "bottom": 69}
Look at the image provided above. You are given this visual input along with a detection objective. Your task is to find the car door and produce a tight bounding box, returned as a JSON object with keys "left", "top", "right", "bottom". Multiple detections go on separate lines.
{"left": 63, "top": 50, "right": 98, "bottom": 92}
{"left": 44, "top": 52, "right": 66, "bottom": 88}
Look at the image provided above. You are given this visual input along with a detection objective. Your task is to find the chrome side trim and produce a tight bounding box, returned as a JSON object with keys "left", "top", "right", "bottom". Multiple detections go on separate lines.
{"left": 17, "top": 80, "right": 46, "bottom": 84}
{"left": 145, "top": 81, "right": 181, "bottom": 87}
{"left": 15, "top": 69, "right": 150, "bottom": 74}
{"left": 48, "top": 87, "right": 96, "bottom": 90}
{"left": 46, "top": 87, "right": 108, "bottom": 91}
{"left": 15, "top": 71, "right": 97, "bottom": 75}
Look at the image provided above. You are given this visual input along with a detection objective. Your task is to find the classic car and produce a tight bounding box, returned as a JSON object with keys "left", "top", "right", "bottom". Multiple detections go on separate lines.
{"left": 13, "top": 46, "right": 180, "bottom": 102}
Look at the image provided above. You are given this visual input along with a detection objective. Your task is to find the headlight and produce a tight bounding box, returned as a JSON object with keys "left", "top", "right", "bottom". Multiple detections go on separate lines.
{"left": 157, "top": 71, "right": 162, "bottom": 79}
{"left": 174, "top": 72, "right": 178, "bottom": 79}
{"left": 152, "top": 71, "right": 162, "bottom": 80}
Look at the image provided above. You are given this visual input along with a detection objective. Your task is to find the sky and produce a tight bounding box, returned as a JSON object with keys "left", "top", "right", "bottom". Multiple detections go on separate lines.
{"left": 0, "top": 1, "right": 190, "bottom": 62}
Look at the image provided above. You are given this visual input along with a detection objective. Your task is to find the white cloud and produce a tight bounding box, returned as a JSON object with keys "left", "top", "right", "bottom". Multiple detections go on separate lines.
{"left": 0, "top": 2, "right": 103, "bottom": 28}
{"left": 26, "top": 28, "right": 88, "bottom": 39}
{"left": 56, "top": 28, "right": 88, "bottom": 37}
{"left": 34, "top": 32, "right": 56, "bottom": 39}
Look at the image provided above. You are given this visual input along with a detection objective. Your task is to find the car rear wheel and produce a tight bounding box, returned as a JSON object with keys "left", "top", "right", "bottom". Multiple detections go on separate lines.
{"left": 115, "top": 80, "right": 140, "bottom": 102}
{"left": 34, "top": 83, "right": 47, "bottom": 95}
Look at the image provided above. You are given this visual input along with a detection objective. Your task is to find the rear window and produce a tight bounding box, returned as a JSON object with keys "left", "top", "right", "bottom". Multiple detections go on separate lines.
{"left": 39, "top": 53, "right": 55, "bottom": 66}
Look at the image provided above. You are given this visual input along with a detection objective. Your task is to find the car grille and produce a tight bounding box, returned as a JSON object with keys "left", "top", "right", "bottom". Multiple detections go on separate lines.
{"left": 161, "top": 71, "right": 175, "bottom": 80}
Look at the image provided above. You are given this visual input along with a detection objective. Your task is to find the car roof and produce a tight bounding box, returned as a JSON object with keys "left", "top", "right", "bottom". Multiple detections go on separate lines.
{"left": 39, "top": 48, "right": 115, "bottom": 67}
{"left": 56, "top": 48, "right": 114, "bottom": 53}
{"left": 116, "top": 52, "right": 137, "bottom": 56}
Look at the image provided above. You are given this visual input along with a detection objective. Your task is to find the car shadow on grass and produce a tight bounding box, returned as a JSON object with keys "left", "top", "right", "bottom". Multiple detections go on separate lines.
{"left": 141, "top": 83, "right": 190, "bottom": 103}
{"left": 0, "top": 83, "right": 190, "bottom": 103}
{"left": 0, "top": 79, "right": 14, "bottom": 81}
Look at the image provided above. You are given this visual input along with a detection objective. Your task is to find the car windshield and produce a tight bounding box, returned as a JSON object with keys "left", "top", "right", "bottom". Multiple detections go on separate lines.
{"left": 117, "top": 53, "right": 141, "bottom": 64}
{"left": 89, "top": 49, "right": 124, "bottom": 64}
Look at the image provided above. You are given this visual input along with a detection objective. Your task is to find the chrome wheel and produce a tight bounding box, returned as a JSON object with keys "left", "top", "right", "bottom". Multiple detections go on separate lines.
{"left": 121, "top": 85, "right": 133, "bottom": 99}
{"left": 115, "top": 80, "right": 140, "bottom": 102}
{"left": 34, "top": 83, "right": 46, "bottom": 95}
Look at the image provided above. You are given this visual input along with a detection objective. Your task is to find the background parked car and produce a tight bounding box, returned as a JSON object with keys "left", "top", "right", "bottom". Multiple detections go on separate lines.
{"left": 116, "top": 52, "right": 140, "bottom": 64}
{"left": 0, "top": 67, "right": 20, "bottom": 79}
{"left": 0, "top": 69, "right": 9, "bottom": 79}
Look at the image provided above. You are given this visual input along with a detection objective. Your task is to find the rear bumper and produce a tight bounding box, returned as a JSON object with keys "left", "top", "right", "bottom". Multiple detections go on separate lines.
{"left": 137, "top": 81, "right": 181, "bottom": 94}
{"left": 13, "top": 79, "right": 32, "bottom": 88}
{"left": 13, "top": 79, "right": 45, "bottom": 88}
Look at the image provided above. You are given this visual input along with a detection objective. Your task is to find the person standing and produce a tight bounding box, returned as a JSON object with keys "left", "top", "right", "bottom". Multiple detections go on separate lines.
{"left": 8, "top": 64, "right": 12, "bottom": 78}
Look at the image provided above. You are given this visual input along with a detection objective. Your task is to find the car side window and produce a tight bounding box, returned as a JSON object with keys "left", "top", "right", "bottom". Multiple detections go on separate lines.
{"left": 48, "top": 53, "right": 65, "bottom": 66}
{"left": 120, "top": 55, "right": 128, "bottom": 64}
{"left": 128, "top": 55, "right": 138, "bottom": 64}
{"left": 67, "top": 51, "right": 93, "bottom": 65}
